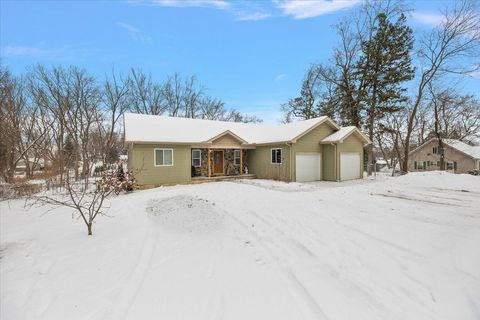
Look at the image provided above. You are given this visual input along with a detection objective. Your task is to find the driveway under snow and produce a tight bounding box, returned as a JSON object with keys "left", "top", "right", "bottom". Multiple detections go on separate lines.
{"left": 1, "top": 172, "right": 479, "bottom": 320}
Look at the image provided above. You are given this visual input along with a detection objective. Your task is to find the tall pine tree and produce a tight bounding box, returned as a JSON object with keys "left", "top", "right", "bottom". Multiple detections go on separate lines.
{"left": 356, "top": 12, "right": 415, "bottom": 175}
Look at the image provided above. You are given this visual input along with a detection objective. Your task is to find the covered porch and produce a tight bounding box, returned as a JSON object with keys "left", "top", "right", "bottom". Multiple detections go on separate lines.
{"left": 191, "top": 148, "right": 253, "bottom": 178}
{"left": 190, "top": 129, "right": 256, "bottom": 179}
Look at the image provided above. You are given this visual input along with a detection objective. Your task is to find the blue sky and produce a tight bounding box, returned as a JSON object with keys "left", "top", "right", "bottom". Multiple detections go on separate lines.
{"left": 1, "top": 0, "right": 477, "bottom": 123}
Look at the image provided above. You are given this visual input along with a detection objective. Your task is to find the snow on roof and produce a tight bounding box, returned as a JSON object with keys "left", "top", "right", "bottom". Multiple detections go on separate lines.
{"left": 321, "top": 126, "right": 371, "bottom": 144}
{"left": 124, "top": 113, "right": 335, "bottom": 144}
{"left": 443, "top": 139, "right": 480, "bottom": 159}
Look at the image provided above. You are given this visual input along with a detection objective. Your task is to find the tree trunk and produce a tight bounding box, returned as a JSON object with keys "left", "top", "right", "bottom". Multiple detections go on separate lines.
{"left": 367, "top": 112, "right": 375, "bottom": 176}
{"left": 87, "top": 222, "right": 93, "bottom": 235}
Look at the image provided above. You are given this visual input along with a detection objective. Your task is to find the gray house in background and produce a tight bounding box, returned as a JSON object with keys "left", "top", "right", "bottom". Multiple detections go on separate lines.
{"left": 124, "top": 113, "right": 371, "bottom": 187}
{"left": 408, "top": 138, "right": 480, "bottom": 173}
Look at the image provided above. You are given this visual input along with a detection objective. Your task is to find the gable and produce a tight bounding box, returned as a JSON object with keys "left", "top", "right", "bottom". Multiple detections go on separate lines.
{"left": 294, "top": 121, "right": 335, "bottom": 152}
{"left": 343, "top": 134, "right": 363, "bottom": 145}
{"left": 211, "top": 132, "right": 244, "bottom": 147}
{"left": 410, "top": 138, "right": 478, "bottom": 159}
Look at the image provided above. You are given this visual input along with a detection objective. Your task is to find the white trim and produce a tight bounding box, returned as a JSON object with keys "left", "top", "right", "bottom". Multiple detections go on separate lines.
{"left": 271, "top": 148, "right": 283, "bottom": 164}
{"left": 192, "top": 149, "right": 202, "bottom": 167}
{"left": 234, "top": 149, "right": 241, "bottom": 166}
{"left": 154, "top": 148, "right": 174, "bottom": 167}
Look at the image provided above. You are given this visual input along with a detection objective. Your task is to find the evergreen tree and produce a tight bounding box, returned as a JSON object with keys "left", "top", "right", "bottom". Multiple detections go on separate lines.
{"left": 355, "top": 12, "right": 415, "bottom": 175}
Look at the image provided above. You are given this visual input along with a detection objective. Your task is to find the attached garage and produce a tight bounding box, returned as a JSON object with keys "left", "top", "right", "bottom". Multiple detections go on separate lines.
{"left": 340, "top": 152, "right": 361, "bottom": 181}
{"left": 295, "top": 153, "right": 321, "bottom": 182}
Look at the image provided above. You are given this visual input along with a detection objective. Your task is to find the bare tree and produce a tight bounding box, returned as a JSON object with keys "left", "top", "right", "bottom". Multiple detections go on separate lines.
{"left": 129, "top": 69, "right": 166, "bottom": 115}
{"left": 401, "top": 0, "right": 480, "bottom": 171}
{"left": 101, "top": 70, "right": 130, "bottom": 164}
{"left": 0, "top": 68, "right": 47, "bottom": 182}
{"left": 30, "top": 169, "right": 131, "bottom": 235}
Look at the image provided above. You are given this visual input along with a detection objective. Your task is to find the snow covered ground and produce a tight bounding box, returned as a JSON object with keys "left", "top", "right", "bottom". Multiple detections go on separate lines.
{"left": 1, "top": 172, "right": 479, "bottom": 320}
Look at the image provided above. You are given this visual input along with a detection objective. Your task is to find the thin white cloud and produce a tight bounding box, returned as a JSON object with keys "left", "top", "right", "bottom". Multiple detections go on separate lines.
{"left": 2, "top": 46, "right": 45, "bottom": 56}
{"left": 274, "top": 73, "right": 286, "bottom": 81}
{"left": 468, "top": 68, "right": 480, "bottom": 79}
{"left": 152, "top": 0, "right": 230, "bottom": 10}
{"left": 117, "top": 22, "right": 152, "bottom": 44}
{"left": 132, "top": 0, "right": 269, "bottom": 22}
{"left": 276, "top": 0, "right": 361, "bottom": 19}
{"left": 235, "top": 10, "right": 271, "bottom": 21}
{"left": 1, "top": 44, "right": 98, "bottom": 59}
{"left": 410, "top": 11, "right": 445, "bottom": 27}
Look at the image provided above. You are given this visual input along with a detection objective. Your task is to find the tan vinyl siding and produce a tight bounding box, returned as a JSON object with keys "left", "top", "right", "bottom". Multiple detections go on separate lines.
{"left": 131, "top": 143, "right": 191, "bottom": 185}
{"left": 127, "top": 143, "right": 134, "bottom": 172}
{"left": 292, "top": 123, "right": 334, "bottom": 181}
{"left": 211, "top": 134, "right": 243, "bottom": 147}
{"left": 248, "top": 144, "right": 291, "bottom": 181}
{"left": 336, "top": 134, "right": 364, "bottom": 179}
{"left": 408, "top": 140, "right": 476, "bottom": 173}
{"left": 322, "top": 144, "right": 336, "bottom": 181}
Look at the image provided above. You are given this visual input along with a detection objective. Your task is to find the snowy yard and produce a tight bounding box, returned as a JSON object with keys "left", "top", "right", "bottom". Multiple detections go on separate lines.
{"left": 1, "top": 172, "right": 479, "bottom": 320}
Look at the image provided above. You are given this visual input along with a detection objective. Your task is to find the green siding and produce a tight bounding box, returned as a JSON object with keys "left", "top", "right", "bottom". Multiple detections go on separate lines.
{"left": 322, "top": 144, "right": 337, "bottom": 181}
{"left": 130, "top": 143, "right": 191, "bottom": 185}
{"left": 248, "top": 144, "right": 291, "bottom": 181}
{"left": 292, "top": 123, "right": 335, "bottom": 181}
{"left": 336, "top": 134, "right": 364, "bottom": 179}
{"left": 127, "top": 143, "right": 134, "bottom": 171}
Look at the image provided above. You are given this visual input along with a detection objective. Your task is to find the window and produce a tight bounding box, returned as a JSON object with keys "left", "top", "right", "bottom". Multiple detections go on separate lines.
{"left": 433, "top": 146, "right": 438, "bottom": 154}
{"left": 234, "top": 150, "right": 241, "bottom": 165}
{"left": 271, "top": 148, "right": 282, "bottom": 164}
{"left": 446, "top": 162, "right": 455, "bottom": 170}
{"left": 437, "top": 161, "right": 440, "bottom": 167}
{"left": 192, "top": 149, "right": 201, "bottom": 167}
{"left": 154, "top": 148, "right": 173, "bottom": 166}
{"left": 417, "top": 161, "right": 424, "bottom": 170}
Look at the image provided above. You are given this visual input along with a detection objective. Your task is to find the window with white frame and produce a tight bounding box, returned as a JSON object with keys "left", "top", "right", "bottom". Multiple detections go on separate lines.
{"left": 271, "top": 148, "right": 282, "bottom": 164}
{"left": 154, "top": 148, "right": 173, "bottom": 166}
{"left": 234, "top": 150, "right": 241, "bottom": 165}
{"left": 192, "top": 149, "right": 201, "bottom": 167}
{"left": 433, "top": 146, "right": 438, "bottom": 154}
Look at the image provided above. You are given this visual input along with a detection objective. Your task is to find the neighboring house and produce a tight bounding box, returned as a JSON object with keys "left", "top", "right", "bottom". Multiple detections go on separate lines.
{"left": 375, "top": 158, "right": 389, "bottom": 171}
{"left": 408, "top": 138, "right": 480, "bottom": 173}
{"left": 124, "top": 113, "right": 371, "bottom": 186}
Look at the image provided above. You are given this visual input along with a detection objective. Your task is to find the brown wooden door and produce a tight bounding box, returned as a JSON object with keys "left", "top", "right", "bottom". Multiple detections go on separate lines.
{"left": 213, "top": 151, "right": 224, "bottom": 174}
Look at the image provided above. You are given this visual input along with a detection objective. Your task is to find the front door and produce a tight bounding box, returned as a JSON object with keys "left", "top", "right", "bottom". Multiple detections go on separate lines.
{"left": 213, "top": 150, "right": 224, "bottom": 174}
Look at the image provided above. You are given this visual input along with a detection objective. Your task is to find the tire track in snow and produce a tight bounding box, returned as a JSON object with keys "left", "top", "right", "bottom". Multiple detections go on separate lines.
{"left": 209, "top": 291, "right": 225, "bottom": 320}
{"left": 226, "top": 213, "right": 329, "bottom": 320}
{"left": 110, "top": 226, "right": 158, "bottom": 320}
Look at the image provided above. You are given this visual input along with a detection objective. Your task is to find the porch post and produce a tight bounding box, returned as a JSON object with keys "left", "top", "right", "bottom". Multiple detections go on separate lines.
{"left": 207, "top": 149, "right": 211, "bottom": 177}
{"left": 240, "top": 148, "right": 243, "bottom": 175}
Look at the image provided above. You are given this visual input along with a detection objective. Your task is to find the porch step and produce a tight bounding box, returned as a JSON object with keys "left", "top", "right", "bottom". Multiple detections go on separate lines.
{"left": 191, "top": 174, "right": 256, "bottom": 183}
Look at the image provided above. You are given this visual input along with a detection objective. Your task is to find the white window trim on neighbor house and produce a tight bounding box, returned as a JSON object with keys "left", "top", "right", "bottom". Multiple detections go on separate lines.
{"left": 192, "top": 149, "right": 201, "bottom": 167}
{"left": 154, "top": 148, "right": 174, "bottom": 167}
{"left": 234, "top": 150, "right": 241, "bottom": 165}
{"left": 271, "top": 148, "right": 282, "bottom": 164}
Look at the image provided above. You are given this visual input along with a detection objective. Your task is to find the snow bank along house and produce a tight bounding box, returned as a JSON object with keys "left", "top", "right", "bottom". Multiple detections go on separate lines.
{"left": 124, "top": 113, "right": 371, "bottom": 187}
{"left": 408, "top": 138, "right": 480, "bottom": 173}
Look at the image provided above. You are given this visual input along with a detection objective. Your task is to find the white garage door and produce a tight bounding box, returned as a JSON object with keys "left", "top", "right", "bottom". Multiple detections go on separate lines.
{"left": 296, "top": 153, "right": 321, "bottom": 182}
{"left": 340, "top": 152, "right": 361, "bottom": 181}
